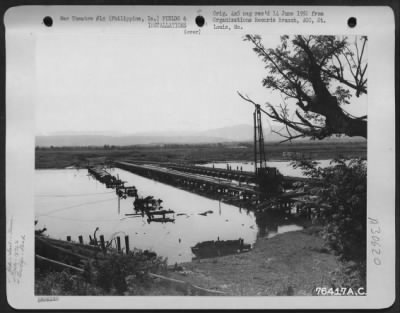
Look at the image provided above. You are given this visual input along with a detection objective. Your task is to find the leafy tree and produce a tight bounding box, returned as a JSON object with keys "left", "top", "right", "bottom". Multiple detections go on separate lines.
{"left": 240, "top": 35, "right": 367, "bottom": 285}
{"left": 239, "top": 35, "right": 367, "bottom": 141}
{"left": 293, "top": 158, "right": 366, "bottom": 263}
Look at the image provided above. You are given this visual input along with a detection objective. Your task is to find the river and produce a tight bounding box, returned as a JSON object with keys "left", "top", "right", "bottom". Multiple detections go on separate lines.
{"left": 198, "top": 160, "right": 333, "bottom": 177}
{"left": 35, "top": 168, "right": 303, "bottom": 264}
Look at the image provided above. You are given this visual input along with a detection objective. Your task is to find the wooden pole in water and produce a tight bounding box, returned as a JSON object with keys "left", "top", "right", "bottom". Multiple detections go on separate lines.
{"left": 116, "top": 236, "right": 121, "bottom": 253}
{"left": 125, "top": 235, "right": 130, "bottom": 254}
{"left": 66, "top": 236, "right": 71, "bottom": 242}
{"left": 99, "top": 235, "right": 105, "bottom": 250}
{"left": 78, "top": 235, "right": 83, "bottom": 244}
{"left": 118, "top": 196, "right": 120, "bottom": 214}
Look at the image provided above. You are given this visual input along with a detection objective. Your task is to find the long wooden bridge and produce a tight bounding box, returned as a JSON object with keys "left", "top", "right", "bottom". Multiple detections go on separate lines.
{"left": 114, "top": 161, "right": 307, "bottom": 209}
{"left": 167, "top": 163, "right": 256, "bottom": 184}
{"left": 115, "top": 161, "right": 259, "bottom": 198}
{"left": 164, "top": 163, "right": 308, "bottom": 186}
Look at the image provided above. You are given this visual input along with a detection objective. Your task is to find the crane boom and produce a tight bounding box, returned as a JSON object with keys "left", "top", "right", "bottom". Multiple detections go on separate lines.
{"left": 243, "top": 98, "right": 282, "bottom": 196}
{"left": 253, "top": 104, "right": 267, "bottom": 175}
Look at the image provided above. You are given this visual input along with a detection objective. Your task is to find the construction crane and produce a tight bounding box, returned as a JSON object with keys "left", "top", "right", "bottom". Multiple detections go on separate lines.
{"left": 253, "top": 103, "right": 266, "bottom": 175}
{"left": 246, "top": 99, "right": 283, "bottom": 195}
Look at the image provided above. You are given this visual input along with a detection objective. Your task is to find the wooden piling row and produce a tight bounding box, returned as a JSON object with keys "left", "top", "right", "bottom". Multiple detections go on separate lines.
{"left": 65, "top": 234, "right": 131, "bottom": 254}
{"left": 100, "top": 235, "right": 105, "bottom": 250}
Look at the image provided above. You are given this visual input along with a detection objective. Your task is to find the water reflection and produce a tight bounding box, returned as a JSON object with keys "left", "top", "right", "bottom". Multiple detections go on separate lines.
{"left": 35, "top": 168, "right": 305, "bottom": 264}
{"left": 255, "top": 210, "right": 303, "bottom": 239}
{"left": 199, "top": 160, "right": 332, "bottom": 177}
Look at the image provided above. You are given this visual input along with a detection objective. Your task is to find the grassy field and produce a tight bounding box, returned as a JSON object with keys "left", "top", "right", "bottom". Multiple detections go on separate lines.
{"left": 35, "top": 141, "right": 367, "bottom": 169}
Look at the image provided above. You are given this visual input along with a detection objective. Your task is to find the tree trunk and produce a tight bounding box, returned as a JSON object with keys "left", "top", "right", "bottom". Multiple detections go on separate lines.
{"left": 326, "top": 113, "right": 367, "bottom": 138}
{"left": 309, "top": 83, "right": 367, "bottom": 139}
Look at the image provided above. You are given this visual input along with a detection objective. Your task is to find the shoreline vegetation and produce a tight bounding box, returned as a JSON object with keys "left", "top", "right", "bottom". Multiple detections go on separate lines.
{"left": 34, "top": 141, "right": 367, "bottom": 296}
{"left": 35, "top": 141, "right": 366, "bottom": 169}
{"left": 35, "top": 226, "right": 364, "bottom": 296}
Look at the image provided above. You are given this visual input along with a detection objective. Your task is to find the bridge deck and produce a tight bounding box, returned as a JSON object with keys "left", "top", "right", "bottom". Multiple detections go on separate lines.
{"left": 116, "top": 161, "right": 260, "bottom": 195}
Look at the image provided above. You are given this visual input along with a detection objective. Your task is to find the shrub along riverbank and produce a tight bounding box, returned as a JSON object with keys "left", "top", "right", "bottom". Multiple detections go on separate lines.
{"left": 35, "top": 154, "right": 367, "bottom": 296}
{"left": 35, "top": 235, "right": 227, "bottom": 296}
{"left": 35, "top": 225, "right": 365, "bottom": 296}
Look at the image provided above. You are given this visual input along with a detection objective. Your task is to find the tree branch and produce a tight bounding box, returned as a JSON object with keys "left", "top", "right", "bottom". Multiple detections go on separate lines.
{"left": 242, "top": 35, "right": 368, "bottom": 139}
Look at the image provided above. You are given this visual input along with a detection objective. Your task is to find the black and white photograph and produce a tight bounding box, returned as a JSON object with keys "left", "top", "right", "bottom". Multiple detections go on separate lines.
{"left": 5, "top": 5, "right": 396, "bottom": 309}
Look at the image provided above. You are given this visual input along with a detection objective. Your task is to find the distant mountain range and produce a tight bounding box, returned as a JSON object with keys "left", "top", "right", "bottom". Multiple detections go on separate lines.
{"left": 35, "top": 124, "right": 365, "bottom": 147}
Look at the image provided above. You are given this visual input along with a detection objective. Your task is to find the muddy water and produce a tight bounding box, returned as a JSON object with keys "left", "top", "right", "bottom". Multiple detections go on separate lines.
{"left": 199, "top": 160, "right": 332, "bottom": 177}
{"left": 35, "top": 168, "right": 303, "bottom": 264}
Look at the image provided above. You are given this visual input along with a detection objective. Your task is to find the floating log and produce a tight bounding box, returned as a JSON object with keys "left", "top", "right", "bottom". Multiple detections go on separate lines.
{"left": 198, "top": 210, "right": 213, "bottom": 216}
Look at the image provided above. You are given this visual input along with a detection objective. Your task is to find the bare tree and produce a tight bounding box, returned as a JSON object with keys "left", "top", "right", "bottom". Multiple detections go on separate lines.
{"left": 239, "top": 35, "right": 367, "bottom": 142}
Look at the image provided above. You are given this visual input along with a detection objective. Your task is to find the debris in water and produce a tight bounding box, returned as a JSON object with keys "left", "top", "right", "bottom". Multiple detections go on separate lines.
{"left": 198, "top": 210, "right": 213, "bottom": 216}
{"left": 147, "top": 217, "right": 175, "bottom": 224}
{"left": 191, "top": 238, "right": 251, "bottom": 259}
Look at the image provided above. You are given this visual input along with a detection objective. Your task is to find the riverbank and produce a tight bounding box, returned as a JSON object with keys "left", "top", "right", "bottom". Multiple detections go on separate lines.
{"left": 169, "top": 227, "right": 347, "bottom": 296}
{"left": 35, "top": 225, "right": 364, "bottom": 296}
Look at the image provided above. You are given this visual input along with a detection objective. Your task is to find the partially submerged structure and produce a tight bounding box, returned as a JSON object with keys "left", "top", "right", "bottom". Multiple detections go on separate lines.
{"left": 191, "top": 238, "right": 252, "bottom": 259}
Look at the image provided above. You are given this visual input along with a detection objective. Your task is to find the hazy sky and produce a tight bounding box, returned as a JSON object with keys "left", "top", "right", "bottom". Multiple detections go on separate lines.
{"left": 35, "top": 32, "right": 366, "bottom": 135}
